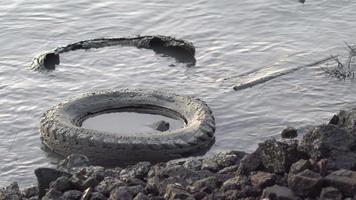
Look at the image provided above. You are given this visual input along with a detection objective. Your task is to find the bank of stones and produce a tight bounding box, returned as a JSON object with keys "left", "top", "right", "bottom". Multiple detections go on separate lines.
{"left": 3, "top": 108, "right": 356, "bottom": 199}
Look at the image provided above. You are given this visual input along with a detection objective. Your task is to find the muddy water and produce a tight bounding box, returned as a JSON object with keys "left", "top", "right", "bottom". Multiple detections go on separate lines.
{"left": 81, "top": 111, "right": 184, "bottom": 134}
{"left": 1, "top": 0, "right": 356, "bottom": 186}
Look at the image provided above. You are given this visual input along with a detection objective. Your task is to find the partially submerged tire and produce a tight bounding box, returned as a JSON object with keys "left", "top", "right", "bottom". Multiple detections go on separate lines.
{"left": 40, "top": 89, "right": 215, "bottom": 165}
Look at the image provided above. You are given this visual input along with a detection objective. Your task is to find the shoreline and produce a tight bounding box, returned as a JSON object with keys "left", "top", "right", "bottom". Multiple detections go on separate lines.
{"left": 2, "top": 108, "right": 356, "bottom": 199}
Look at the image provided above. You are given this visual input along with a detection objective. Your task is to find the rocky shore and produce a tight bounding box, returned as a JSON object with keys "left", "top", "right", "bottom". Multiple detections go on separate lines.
{"left": 2, "top": 108, "right": 356, "bottom": 200}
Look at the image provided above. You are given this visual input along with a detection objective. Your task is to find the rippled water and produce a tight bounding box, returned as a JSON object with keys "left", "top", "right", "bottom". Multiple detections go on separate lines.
{"left": 1, "top": 0, "right": 356, "bottom": 186}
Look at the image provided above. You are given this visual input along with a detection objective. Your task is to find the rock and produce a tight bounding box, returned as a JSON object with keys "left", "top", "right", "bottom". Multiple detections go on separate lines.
{"left": 109, "top": 186, "right": 133, "bottom": 200}
{"left": 49, "top": 176, "right": 73, "bottom": 192}
{"left": 183, "top": 159, "right": 202, "bottom": 171}
{"left": 34, "top": 167, "right": 71, "bottom": 198}
{"left": 261, "top": 185, "right": 299, "bottom": 200}
{"left": 62, "top": 190, "right": 82, "bottom": 200}
{"left": 133, "top": 192, "right": 149, "bottom": 200}
{"left": 21, "top": 186, "right": 38, "bottom": 198}
{"left": 250, "top": 171, "right": 276, "bottom": 189}
{"left": 164, "top": 184, "right": 193, "bottom": 200}
{"left": 94, "top": 177, "right": 125, "bottom": 196}
{"left": 319, "top": 187, "right": 342, "bottom": 200}
{"left": 201, "top": 151, "right": 244, "bottom": 172}
{"left": 192, "top": 191, "right": 208, "bottom": 200}
{"left": 188, "top": 177, "right": 219, "bottom": 194}
{"left": 238, "top": 152, "right": 262, "bottom": 175}
{"left": 119, "top": 162, "right": 151, "bottom": 180}
{"left": 281, "top": 127, "right": 298, "bottom": 139}
{"left": 300, "top": 124, "right": 356, "bottom": 170}
{"left": 89, "top": 192, "right": 106, "bottom": 200}
{"left": 332, "top": 108, "right": 356, "bottom": 129}
{"left": 218, "top": 165, "right": 239, "bottom": 174}
{"left": 288, "top": 169, "right": 322, "bottom": 197}
{"left": 58, "top": 154, "right": 90, "bottom": 172}
{"left": 0, "top": 182, "right": 22, "bottom": 200}
{"left": 288, "top": 159, "right": 311, "bottom": 175}
{"left": 258, "top": 139, "right": 304, "bottom": 174}
{"left": 42, "top": 188, "right": 62, "bottom": 200}
{"left": 151, "top": 120, "right": 170, "bottom": 132}
{"left": 328, "top": 115, "right": 339, "bottom": 125}
{"left": 324, "top": 169, "right": 356, "bottom": 197}
{"left": 221, "top": 176, "right": 248, "bottom": 192}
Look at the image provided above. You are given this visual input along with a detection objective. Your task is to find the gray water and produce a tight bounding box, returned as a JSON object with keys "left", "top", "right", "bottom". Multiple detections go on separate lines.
{"left": 1, "top": 0, "right": 356, "bottom": 187}
{"left": 82, "top": 112, "right": 184, "bottom": 134}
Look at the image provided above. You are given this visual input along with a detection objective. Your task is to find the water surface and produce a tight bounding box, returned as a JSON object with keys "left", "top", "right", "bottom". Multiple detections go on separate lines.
{"left": 1, "top": 0, "right": 356, "bottom": 186}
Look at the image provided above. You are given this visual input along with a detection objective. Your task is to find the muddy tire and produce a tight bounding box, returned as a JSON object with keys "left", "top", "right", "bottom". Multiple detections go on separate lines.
{"left": 40, "top": 89, "right": 215, "bottom": 165}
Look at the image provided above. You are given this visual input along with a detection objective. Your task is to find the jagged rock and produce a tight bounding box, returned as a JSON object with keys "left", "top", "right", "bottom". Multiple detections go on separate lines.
{"left": 250, "top": 171, "right": 276, "bottom": 189}
{"left": 192, "top": 191, "right": 208, "bottom": 200}
{"left": 21, "top": 186, "right": 38, "bottom": 199}
{"left": 62, "top": 190, "right": 82, "bottom": 200}
{"left": 188, "top": 176, "right": 219, "bottom": 194}
{"left": 94, "top": 177, "right": 125, "bottom": 196}
{"left": 220, "top": 176, "right": 248, "bottom": 192}
{"left": 34, "top": 167, "right": 71, "bottom": 198}
{"left": 58, "top": 154, "right": 90, "bottom": 172}
{"left": 332, "top": 108, "right": 356, "bottom": 129}
{"left": 151, "top": 120, "right": 170, "bottom": 132}
{"left": 42, "top": 188, "right": 62, "bottom": 200}
{"left": 50, "top": 176, "right": 74, "bottom": 192}
{"left": 281, "top": 127, "right": 298, "bottom": 139}
{"left": 324, "top": 169, "right": 356, "bottom": 197}
{"left": 288, "top": 159, "right": 311, "bottom": 176}
{"left": 261, "top": 185, "right": 299, "bottom": 200}
{"left": 218, "top": 165, "right": 239, "bottom": 174}
{"left": 133, "top": 192, "right": 149, "bottom": 200}
{"left": 89, "top": 192, "right": 106, "bottom": 200}
{"left": 119, "top": 162, "right": 151, "bottom": 180}
{"left": 288, "top": 169, "right": 322, "bottom": 197}
{"left": 0, "top": 182, "right": 22, "bottom": 200}
{"left": 258, "top": 139, "right": 304, "bottom": 174}
{"left": 300, "top": 124, "right": 356, "bottom": 170}
{"left": 164, "top": 184, "right": 193, "bottom": 200}
{"left": 109, "top": 186, "right": 133, "bottom": 200}
{"left": 183, "top": 159, "right": 202, "bottom": 171}
{"left": 81, "top": 187, "right": 93, "bottom": 200}
{"left": 201, "top": 151, "right": 245, "bottom": 172}
{"left": 319, "top": 187, "right": 342, "bottom": 200}
{"left": 238, "top": 152, "right": 262, "bottom": 175}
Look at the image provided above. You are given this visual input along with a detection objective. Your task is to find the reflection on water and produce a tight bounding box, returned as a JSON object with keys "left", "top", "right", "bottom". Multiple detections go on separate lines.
{"left": 82, "top": 111, "right": 185, "bottom": 134}
{"left": 1, "top": 0, "right": 356, "bottom": 186}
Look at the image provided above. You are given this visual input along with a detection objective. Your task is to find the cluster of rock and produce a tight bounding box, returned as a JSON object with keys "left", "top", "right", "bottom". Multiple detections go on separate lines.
{"left": 2, "top": 108, "right": 356, "bottom": 199}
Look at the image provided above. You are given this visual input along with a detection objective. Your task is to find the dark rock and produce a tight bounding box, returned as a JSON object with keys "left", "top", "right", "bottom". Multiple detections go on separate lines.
{"left": 329, "top": 115, "right": 339, "bottom": 125}
{"left": 58, "top": 154, "right": 90, "bottom": 172}
{"left": 0, "top": 182, "right": 22, "bottom": 200}
{"left": 188, "top": 177, "right": 219, "bottom": 194}
{"left": 21, "top": 186, "right": 38, "bottom": 198}
{"left": 201, "top": 151, "right": 243, "bottom": 172}
{"left": 218, "top": 165, "right": 239, "bottom": 174}
{"left": 324, "top": 169, "right": 356, "bottom": 197}
{"left": 79, "top": 177, "right": 99, "bottom": 191}
{"left": 42, "top": 188, "right": 62, "bottom": 200}
{"left": 34, "top": 167, "right": 71, "bottom": 198}
{"left": 133, "top": 192, "right": 149, "bottom": 200}
{"left": 300, "top": 124, "right": 356, "bottom": 170}
{"left": 281, "top": 127, "right": 298, "bottom": 139}
{"left": 119, "top": 162, "right": 151, "bottom": 180}
{"left": 94, "top": 177, "right": 125, "bottom": 196}
{"left": 151, "top": 120, "right": 170, "bottom": 132}
{"left": 50, "top": 176, "right": 73, "bottom": 192}
{"left": 183, "top": 159, "right": 202, "bottom": 171}
{"left": 109, "top": 187, "right": 133, "bottom": 200}
{"left": 258, "top": 139, "right": 304, "bottom": 174}
{"left": 89, "top": 192, "right": 106, "bottom": 200}
{"left": 62, "top": 190, "right": 82, "bottom": 200}
{"left": 288, "top": 169, "right": 322, "bottom": 197}
{"left": 261, "top": 185, "right": 299, "bottom": 200}
{"left": 319, "top": 187, "right": 342, "bottom": 200}
{"left": 250, "top": 171, "right": 276, "bottom": 189}
{"left": 192, "top": 191, "right": 208, "bottom": 200}
{"left": 221, "top": 176, "right": 248, "bottom": 192}
{"left": 288, "top": 159, "right": 311, "bottom": 176}
{"left": 164, "top": 184, "right": 193, "bottom": 200}
{"left": 238, "top": 152, "right": 262, "bottom": 175}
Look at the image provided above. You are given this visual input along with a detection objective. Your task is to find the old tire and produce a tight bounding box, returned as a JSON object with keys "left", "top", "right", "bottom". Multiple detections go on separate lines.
{"left": 40, "top": 89, "right": 215, "bottom": 165}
